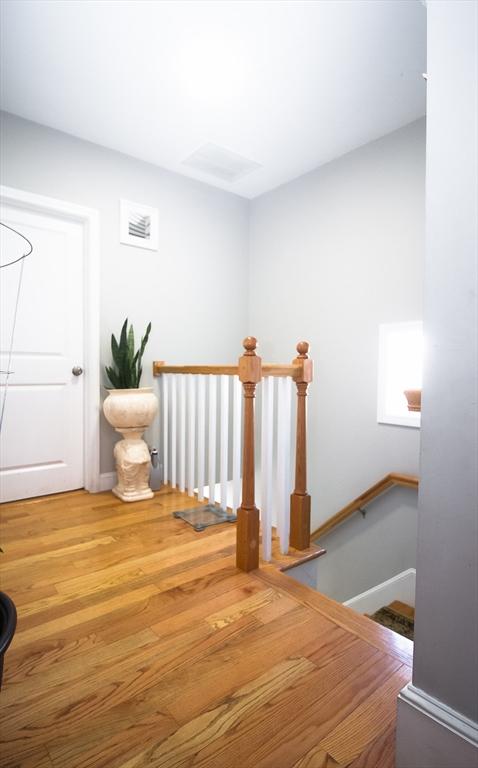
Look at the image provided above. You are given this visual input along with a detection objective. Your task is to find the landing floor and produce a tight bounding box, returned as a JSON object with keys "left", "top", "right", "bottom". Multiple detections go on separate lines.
{"left": 0, "top": 487, "right": 413, "bottom": 768}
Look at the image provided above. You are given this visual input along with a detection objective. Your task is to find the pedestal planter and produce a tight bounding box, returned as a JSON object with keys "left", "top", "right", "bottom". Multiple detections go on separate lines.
{"left": 103, "top": 387, "right": 158, "bottom": 502}
{"left": 0, "top": 591, "right": 17, "bottom": 690}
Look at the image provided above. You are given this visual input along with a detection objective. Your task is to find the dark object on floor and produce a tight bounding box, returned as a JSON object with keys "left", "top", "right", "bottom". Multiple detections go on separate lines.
{"left": 173, "top": 504, "right": 236, "bottom": 531}
{"left": 0, "top": 591, "right": 17, "bottom": 689}
{"left": 370, "top": 605, "right": 414, "bottom": 640}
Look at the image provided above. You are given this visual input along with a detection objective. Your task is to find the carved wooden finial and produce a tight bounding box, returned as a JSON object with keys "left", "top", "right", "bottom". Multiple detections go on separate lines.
{"left": 296, "top": 341, "right": 309, "bottom": 359}
{"left": 243, "top": 336, "right": 257, "bottom": 356}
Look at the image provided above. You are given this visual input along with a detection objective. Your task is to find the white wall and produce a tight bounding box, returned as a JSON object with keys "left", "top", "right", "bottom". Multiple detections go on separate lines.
{"left": 0, "top": 113, "right": 425, "bottom": 495}
{"left": 0, "top": 112, "right": 250, "bottom": 473}
{"left": 396, "top": 2, "right": 478, "bottom": 765}
{"left": 249, "top": 119, "right": 425, "bottom": 530}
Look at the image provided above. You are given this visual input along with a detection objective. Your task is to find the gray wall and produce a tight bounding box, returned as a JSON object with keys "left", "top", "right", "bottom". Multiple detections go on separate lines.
{"left": 410, "top": 0, "right": 478, "bottom": 724}
{"left": 249, "top": 119, "right": 425, "bottom": 530}
{"left": 396, "top": 1, "right": 478, "bottom": 765}
{"left": 0, "top": 112, "right": 250, "bottom": 473}
{"left": 288, "top": 486, "right": 418, "bottom": 602}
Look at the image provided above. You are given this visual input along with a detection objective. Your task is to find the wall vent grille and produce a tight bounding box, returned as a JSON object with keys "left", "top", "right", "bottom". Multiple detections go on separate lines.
{"left": 128, "top": 212, "right": 151, "bottom": 240}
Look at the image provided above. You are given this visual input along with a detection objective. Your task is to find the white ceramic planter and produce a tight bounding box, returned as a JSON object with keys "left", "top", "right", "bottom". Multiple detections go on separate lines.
{"left": 103, "top": 387, "right": 159, "bottom": 502}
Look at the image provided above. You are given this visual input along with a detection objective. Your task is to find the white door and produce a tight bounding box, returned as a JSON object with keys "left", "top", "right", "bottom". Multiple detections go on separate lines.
{"left": 0, "top": 201, "right": 85, "bottom": 502}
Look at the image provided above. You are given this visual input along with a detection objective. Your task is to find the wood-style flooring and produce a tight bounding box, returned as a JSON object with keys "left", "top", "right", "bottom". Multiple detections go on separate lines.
{"left": 0, "top": 487, "right": 413, "bottom": 768}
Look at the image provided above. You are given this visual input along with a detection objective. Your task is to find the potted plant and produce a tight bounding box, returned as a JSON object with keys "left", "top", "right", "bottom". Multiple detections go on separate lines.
{"left": 103, "top": 318, "right": 158, "bottom": 502}
{"left": 404, "top": 389, "right": 422, "bottom": 412}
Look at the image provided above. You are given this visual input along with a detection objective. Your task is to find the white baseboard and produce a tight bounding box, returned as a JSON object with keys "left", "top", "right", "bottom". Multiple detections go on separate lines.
{"left": 343, "top": 568, "right": 416, "bottom": 614}
{"left": 399, "top": 684, "right": 478, "bottom": 747}
{"left": 396, "top": 684, "right": 478, "bottom": 767}
{"left": 98, "top": 472, "right": 116, "bottom": 492}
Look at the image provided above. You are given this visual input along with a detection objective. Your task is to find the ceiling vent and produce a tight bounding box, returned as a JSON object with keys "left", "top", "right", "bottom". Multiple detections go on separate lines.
{"left": 182, "top": 143, "right": 261, "bottom": 183}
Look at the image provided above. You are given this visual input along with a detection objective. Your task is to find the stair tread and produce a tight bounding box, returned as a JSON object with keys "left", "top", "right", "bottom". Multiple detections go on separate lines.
{"left": 387, "top": 600, "right": 415, "bottom": 620}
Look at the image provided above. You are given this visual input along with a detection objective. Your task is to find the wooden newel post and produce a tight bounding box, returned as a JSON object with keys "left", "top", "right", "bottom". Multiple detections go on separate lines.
{"left": 236, "top": 336, "right": 262, "bottom": 572}
{"left": 290, "top": 341, "right": 313, "bottom": 550}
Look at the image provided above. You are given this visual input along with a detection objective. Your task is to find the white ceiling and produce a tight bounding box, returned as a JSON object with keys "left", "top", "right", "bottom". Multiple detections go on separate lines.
{"left": 0, "top": 0, "right": 426, "bottom": 199}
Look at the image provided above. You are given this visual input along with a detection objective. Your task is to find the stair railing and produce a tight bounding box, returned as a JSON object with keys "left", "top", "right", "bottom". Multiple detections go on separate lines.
{"left": 153, "top": 336, "right": 314, "bottom": 571}
{"left": 310, "top": 472, "right": 419, "bottom": 543}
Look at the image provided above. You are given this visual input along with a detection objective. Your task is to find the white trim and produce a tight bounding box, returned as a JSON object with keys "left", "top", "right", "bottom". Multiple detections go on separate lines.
{"left": 99, "top": 472, "right": 116, "bottom": 492}
{"left": 398, "top": 684, "right": 478, "bottom": 748}
{"left": 344, "top": 568, "right": 416, "bottom": 614}
{"left": 0, "top": 185, "right": 101, "bottom": 493}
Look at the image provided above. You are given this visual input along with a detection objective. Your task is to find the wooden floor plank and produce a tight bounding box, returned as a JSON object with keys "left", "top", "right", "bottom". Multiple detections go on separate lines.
{"left": 44, "top": 617, "right": 259, "bottom": 768}
{"left": 319, "top": 666, "right": 411, "bottom": 764}
{"left": 10, "top": 584, "right": 160, "bottom": 651}
{"left": 0, "top": 488, "right": 411, "bottom": 768}
{"left": 0, "top": 744, "right": 54, "bottom": 768}
{"left": 251, "top": 565, "right": 414, "bottom": 666}
{"left": 292, "top": 748, "right": 340, "bottom": 768}
{"left": 347, "top": 723, "right": 396, "bottom": 768}
{"left": 118, "top": 657, "right": 316, "bottom": 768}
{"left": 190, "top": 646, "right": 399, "bottom": 768}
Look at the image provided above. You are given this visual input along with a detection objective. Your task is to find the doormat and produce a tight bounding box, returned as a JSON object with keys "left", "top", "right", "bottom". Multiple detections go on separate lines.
{"left": 173, "top": 505, "right": 236, "bottom": 532}
{"left": 369, "top": 606, "right": 414, "bottom": 640}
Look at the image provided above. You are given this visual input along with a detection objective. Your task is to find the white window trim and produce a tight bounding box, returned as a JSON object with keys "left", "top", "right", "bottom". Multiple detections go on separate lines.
{"left": 0, "top": 185, "right": 101, "bottom": 491}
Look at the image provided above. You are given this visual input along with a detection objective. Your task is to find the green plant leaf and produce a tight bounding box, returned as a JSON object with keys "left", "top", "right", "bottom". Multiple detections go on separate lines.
{"left": 127, "top": 324, "right": 135, "bottom": 365}
{"left": 106, "top": 318, "right": 151, "bottom": 389}
{"left": 135, "top": 321, "right": 151, "bottom": 387}
{"left": 105, "top": 365, "right": 120, "bottom": 388}
{"left": 111, "top": 333, "right": 121, "bottom": 367}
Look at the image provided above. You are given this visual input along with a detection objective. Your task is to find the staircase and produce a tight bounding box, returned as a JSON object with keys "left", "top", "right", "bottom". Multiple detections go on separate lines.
{"left": 369, "top": 601, "right": 415, "bottom": 640}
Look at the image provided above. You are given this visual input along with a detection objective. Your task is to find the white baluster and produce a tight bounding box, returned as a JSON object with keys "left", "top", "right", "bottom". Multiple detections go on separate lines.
{"left": 261, "top": 375, "right": 274, "bottom": 561}
{"left": 232, "top": 376, "right": 242, "bottom": 514}
{"left": 179, "top": 375, "right": 186, "bottom": 493}
{"left": 171, "top": 374, "right": 177, "bottom": 489}
{"left": 220, "top": 375, "right": 229, "bottom": 511}
{"left": 162, "top": 374, "right": 169, "bottom": 486}
{"left": 277, "top": 376, "right": 292, "bottom": 555}
{"left": 284, "top": 376, "right": 293, "bottom": 545}
{"left": 187, "top": 375, "right": 196, "bottom": 497}
{"left": 197, "top": 375, "right": 206, "bottom": 501}
{"left": 208, "top": 375, "right": 217, "bottom": 505}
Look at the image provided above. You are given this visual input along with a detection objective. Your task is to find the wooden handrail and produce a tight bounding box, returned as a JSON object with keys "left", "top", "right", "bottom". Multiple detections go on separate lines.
{"left": 152, "top": 362, "right": 300, "bottom": 378}
{"left": 310, "top": 473, "right": 419, "bottom": 542}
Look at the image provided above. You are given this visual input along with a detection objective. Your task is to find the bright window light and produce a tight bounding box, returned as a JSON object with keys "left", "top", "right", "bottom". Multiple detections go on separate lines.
{"left": 377, "top": 321, "right": 423, "bottom": 428}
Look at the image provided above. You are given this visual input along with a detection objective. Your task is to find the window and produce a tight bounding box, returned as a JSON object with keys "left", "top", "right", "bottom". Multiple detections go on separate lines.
{"left": 377, "top": 321, "right": 423, "bottom": 428}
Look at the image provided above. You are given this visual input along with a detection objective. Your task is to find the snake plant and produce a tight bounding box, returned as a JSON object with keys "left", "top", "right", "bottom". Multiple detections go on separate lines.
{"left": 105, "top": 318, "right": 151, "bottom": 389}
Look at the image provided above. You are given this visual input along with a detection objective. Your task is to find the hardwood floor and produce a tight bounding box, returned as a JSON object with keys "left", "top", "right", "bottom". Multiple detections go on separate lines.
{"left": 0, "top": 487, "right": 413, "bottom": 768}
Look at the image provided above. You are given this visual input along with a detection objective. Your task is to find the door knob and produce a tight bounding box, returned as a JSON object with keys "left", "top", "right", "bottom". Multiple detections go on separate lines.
{"left": 72, "top": 366, "right": 83, "bottom": 376}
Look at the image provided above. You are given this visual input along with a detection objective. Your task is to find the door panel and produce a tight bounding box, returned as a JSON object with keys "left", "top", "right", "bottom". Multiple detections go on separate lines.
{"left": 0, "top": 204, "right": 84, "bottom": 501}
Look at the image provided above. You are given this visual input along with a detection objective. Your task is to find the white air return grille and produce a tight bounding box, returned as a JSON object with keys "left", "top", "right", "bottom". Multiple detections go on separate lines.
{"left": 128, "top": 211, "right": 151, "bottom": 240}
{"left": 182, "top": 143, "right": 261, "bottom": 182}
